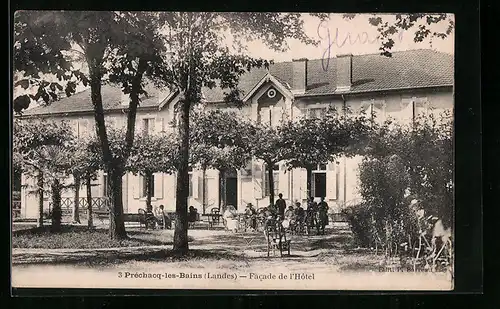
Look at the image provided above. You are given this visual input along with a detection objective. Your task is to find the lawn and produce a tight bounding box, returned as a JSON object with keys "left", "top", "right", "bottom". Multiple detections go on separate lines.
{"left": 12, "top": 225, "right": 193, "bottom": 249}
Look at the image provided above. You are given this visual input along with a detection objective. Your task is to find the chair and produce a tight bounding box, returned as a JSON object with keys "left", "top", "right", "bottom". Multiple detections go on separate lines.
{"left": 264, "top": 219, "right": 291, "bottom": 257}
{"left": 208, "top": 208, "right": 221, "bottom": 229}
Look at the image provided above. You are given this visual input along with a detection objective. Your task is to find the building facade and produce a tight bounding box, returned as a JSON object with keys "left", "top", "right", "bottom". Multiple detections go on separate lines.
{"left": 18, "top": 49, "right": 454, "bottom": 217}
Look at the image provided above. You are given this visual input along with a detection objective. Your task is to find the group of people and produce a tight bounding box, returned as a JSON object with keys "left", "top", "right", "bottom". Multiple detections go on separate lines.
{"left": 144, "top": 204, "right": 200, "bottom": 230}
{"left": 143, "top": 205, "right": 172, "bottom": 229}
{"left": 241, "top": 193, "right": 330, "bottom": 235}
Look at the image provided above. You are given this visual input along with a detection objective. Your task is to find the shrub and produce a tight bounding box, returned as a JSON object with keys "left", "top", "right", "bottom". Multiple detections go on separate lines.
{"left": 12, "top": 191, "right": 21, "bottom": 201}
{"left": 354, "top": 112, "right": 453, "bottom": 273}
{"left": 341, "top": 203, "right": 374, "bottom": 248}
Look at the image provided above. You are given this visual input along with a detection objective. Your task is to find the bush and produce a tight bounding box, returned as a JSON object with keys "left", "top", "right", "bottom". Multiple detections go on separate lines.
{"left": 12, "top": 191, "right": 21, "bottom": 201}
{"left": 354, "top": 112, "right": 453, "bottom": 273}
{"left": 341, "top": 203, "right": 374, "bottom": 248}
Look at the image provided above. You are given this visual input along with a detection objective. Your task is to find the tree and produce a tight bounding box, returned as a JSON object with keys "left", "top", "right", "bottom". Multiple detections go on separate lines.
{"left": 249, "top": 123, "right": 288, "bottom": 206}
{"left": 14, "top": 11, "right": 167, "bottom": 239}
{"left": 13, "top": 119, "right": 74, "bottom": 228}
{"left": 127, "top": 131, "right": 179, "bottom": 212}
{"left": 190, "top": 109, "right": 253, "bottom": 211}
{"left": 149, "top": 12, "right": 328, "bottom": 255}
{"left": 69, "top": 136, "right": 103, "bottom": 228}
{"left": 342, "top": 13, "right": 454, "bottom": 57}
{"left": 366, "top": 111, "right": 453, "bottom": 228}
{"left": 280, "top": 108, "right": 372, "bottom": 200}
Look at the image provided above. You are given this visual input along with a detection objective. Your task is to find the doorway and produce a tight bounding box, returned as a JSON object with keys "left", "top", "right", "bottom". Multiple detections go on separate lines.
{"left": 225, "top": 177, "right": 238, "bottom": 210}
{"left": 312, "top": 172, "right": 326, "bottom": 198}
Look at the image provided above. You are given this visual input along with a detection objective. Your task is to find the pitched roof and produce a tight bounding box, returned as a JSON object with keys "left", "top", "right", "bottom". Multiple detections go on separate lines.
{"left": 22, "top": 83, "right": 163, "bottom": 116}
{"left": 22, "top": 49, "right": 453, "bottom": 116}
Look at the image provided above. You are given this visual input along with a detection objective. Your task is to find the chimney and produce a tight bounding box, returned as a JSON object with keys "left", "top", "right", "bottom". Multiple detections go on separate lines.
{"left": 335, "top": 54, "right": 353, "bottom": 92}
{"left": 291, "top": 58, "right": 308, "bottom": 95}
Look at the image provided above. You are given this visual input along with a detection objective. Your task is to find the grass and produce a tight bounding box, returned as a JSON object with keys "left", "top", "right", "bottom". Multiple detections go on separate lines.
{"left": 12, "top": 225, "right": 193, "bottom": 249}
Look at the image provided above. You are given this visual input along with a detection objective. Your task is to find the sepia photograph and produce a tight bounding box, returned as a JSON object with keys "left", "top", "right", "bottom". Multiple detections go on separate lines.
{"left": 11, "top": 12, "right": 455, "bottom": 291}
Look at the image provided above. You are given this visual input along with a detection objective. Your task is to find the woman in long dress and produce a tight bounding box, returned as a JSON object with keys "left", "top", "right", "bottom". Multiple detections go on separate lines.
{"left": 223, "top": 205, "right": 238, "bottom": 232}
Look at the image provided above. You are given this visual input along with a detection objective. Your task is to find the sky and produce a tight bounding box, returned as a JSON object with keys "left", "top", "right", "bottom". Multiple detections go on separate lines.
{"left": 243, "top": 13, "right": 455, "bottom": 62}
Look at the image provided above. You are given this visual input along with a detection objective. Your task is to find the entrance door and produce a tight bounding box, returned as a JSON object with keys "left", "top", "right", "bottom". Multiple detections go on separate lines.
{"left": 313, "top": 172, "right": 326, "bottom": 199}
{"left": 225, "top": 177, "right": 238, "bottom": 210}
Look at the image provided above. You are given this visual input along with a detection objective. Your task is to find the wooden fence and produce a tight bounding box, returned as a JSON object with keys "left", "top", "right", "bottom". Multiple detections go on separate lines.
{"left": 48, "top": 197, "right": 110, "bottom": 214}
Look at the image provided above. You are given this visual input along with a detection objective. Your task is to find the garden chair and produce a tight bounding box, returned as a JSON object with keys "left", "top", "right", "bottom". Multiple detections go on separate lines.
{"left": 264, "top": 219, "right": 291, "bottom": 257}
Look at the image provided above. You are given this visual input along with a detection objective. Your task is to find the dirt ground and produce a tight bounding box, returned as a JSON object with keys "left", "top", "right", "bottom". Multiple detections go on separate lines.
{"left": 11, "top": 223, "right": 453, "bottom": 291}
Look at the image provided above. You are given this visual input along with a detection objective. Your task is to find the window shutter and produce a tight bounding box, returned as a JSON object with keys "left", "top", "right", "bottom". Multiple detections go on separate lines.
{"left": 279, "top": 164, "right": 289, "bottom": 199}
{"left": 192, "top": 171, "right": 199, "bottom": 199}
{"left": 253, "top": 160, "right": 263, "bottom": 199}
{"left": 155, "top": 117, "right": 164, "bottom": 133}
{"left": 300, "top": 169, "right": 308, "bottom": 200}
{"left": 400, "top": 98, "right": 415, "bottom": 124}
{"left": 139, "top": 175, "right": 145, "bottom": 198}
{"left": 148, "top": 118, "right": 156, "bottom": 135}
{"left": 132, "top": 175, "right": 140, "bottom": 199}
{"left": 326, "top": 162, "right": 337, "bottom": 200}
{"left": 135, "top": 117, "right": 143, "bottom": 135}
{"left": 154, "top": 173, "right": 163, "bottom": 199}
{"left": 70, "top": 120, "right": 78, "bottom": 137}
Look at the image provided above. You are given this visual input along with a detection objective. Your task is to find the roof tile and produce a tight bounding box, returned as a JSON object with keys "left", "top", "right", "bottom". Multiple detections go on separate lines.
{"left": 23, "top": 49, "right": 453, "bottom": 116}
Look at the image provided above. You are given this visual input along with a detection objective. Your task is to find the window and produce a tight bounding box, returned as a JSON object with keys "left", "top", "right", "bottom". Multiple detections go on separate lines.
{"left": 264, "top": 164, "right": 280, "bottom": 196}
{"left": 401, "top": 96, "right": 429, "bottom": 122}
{"left": 413, "top": 97, "right": 429, "bottom": 117}
{"left": 141, "top": 174, "right": 155, "bottom": 198}
{"left": 312, "top": 163, "right": 327, "bottom": 198}
{"left": 305, "top": 107, "right": 328, "bottom": 119}
{"left": 259, "top": 108, "right": 272, "bottom": 125}
{"left": 142, "top": 118, "right": 155, "bottom": 135}
{"left": 360, "top": 99, "right": 386, "bottom": 119}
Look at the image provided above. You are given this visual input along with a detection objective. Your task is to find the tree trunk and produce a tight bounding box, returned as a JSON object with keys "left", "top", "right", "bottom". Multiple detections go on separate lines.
{"left": 202, "top": 167, "right": 206, "bottom": 214}
{"left": 173, "top": 101, "right": 190, "bottom": 255}
{"left": 108, "top": 167, "right": 127, "bottom": 240}
{"left": 306, "top": 166, "right": 313, "bottom": 200}
{"left": 268, "top": 162, "right": 275, "bottom": 206}
{"left": 86, "top": 175, "right": 93, "bottom": 229}
{"left": 37, "top": 171, "right": 44, "bottom": 228}
{"left": 73, "top": 173, "right": 81, "bottom": 224}
{"left": 145, "top": 172, "right": 153, "bottom": 212}
{"left": 219, "top": 169, "right": 226, "bottom": 210}
{"left": 50, "top": 179, "right": 62, "bottom": 233}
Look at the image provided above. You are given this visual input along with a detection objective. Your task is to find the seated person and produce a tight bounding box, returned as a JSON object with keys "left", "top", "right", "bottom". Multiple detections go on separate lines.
{"left": 244, "top": 203, "right": 257, "bottom": 230}
{"left": 222, "top": 205, "right": 238, "bottom": 232}
{"left": 295, "top": 202, "right": 305, "bottom": 222}
{"left": 282, "top": 206, "right": 296, "bottom": 229}
{"left": 188, "top": 206, "right": 198, "bottom": 223}
{"left": 154, "top": 205, "right": 171, "bottom": 229}
{"left": 285, "top": 206, "right": 295, "bottom": 220}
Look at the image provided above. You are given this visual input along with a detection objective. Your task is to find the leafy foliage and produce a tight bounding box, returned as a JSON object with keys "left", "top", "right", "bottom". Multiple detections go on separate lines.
{"left": 343, "top": 111, "right": 453, "bottom": 272}
{"left": 127, "top": 132, "right": 179, "bottom": 176}
{"left": 281, "top": 107, "right": 372, "bottom": 169}
{"left": 344, "top": 13, "right": 454, "bottom": 57}
{"left": 190, "top": 109, "right": 254, "bottom": 171}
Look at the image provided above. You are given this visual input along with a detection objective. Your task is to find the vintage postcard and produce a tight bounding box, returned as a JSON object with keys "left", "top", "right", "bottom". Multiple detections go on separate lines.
{"left": 12, "top": 12, "right": 455, "bottom": 291}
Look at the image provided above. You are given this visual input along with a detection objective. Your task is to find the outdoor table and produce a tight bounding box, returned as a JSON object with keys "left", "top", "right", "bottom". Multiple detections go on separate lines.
{"left": 201, "top": 213, "right": 222, "bottom": 229}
